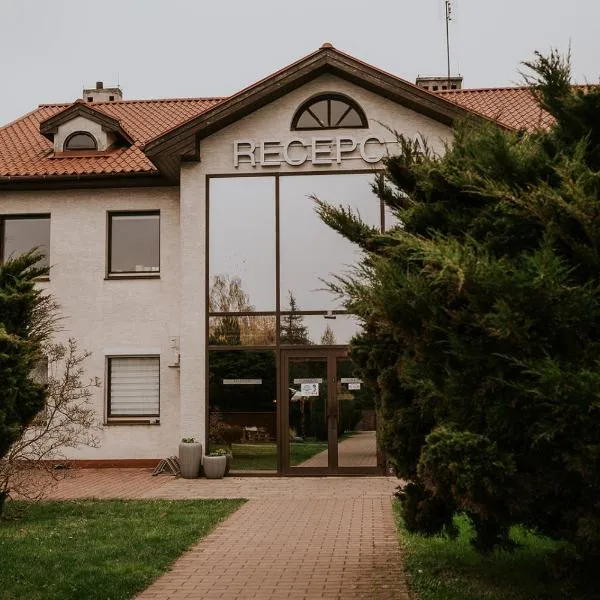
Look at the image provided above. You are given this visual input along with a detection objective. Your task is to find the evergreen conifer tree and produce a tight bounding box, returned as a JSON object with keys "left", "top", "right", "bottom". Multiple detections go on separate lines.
{"left": 280, "top": 292, "right": 310, "bottom": 344}
{"left": 317, "top": 50, "right": 600, "bottom": 566}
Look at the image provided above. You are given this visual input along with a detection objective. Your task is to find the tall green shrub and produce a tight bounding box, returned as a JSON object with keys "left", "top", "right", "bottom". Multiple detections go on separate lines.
{"left": 317, "top": 50, "right": 600, "bottom": 561}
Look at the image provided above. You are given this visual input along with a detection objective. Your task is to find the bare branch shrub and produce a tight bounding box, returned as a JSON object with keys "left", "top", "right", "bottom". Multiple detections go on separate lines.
{"left": 0, "top": 338, "right": 101, "bottom": 506}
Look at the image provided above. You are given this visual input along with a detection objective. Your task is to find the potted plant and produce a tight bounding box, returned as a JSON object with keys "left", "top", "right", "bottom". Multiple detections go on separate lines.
{"left": 203, "top": 449, "right": 228, "bottom": 479}
{"left": 178, "top": 437, "right": 202, "bottom": 478}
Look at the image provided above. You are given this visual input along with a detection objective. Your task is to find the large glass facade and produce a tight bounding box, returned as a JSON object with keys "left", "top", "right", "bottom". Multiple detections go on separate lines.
{"left": 207, "top": 172, "right": 383, "bottom": 472}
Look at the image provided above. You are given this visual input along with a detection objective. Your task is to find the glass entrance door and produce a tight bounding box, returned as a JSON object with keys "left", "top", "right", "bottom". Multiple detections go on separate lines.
{"left": 281, "top": 349, "right": 381, "bottom": 474}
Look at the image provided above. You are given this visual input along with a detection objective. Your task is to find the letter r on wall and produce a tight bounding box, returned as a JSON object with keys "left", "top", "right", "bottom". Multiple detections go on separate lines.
{"left": 233, "top": 140, "right": 256, "bottom": 167}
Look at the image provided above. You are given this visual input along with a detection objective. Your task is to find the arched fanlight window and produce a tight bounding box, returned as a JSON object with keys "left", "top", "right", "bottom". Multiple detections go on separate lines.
{"left": 64, "top": 131, "right": 97, "bottom": 151}
{"left": 291, "top": 94, "right": 368, "bottom": 130}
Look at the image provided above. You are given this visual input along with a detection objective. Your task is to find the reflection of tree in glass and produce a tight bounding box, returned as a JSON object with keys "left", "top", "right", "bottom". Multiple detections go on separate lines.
{"left": 209, "top": 275, "right": 252, "bottom": 312}
{"left": 320, "top": 325, "right": 337, "bottom": 345}
{"left": 280, "top": 291, "right": 311, "bottom": 345}
{"left": 209, "top": 275, "right": 276, "bottom": 345}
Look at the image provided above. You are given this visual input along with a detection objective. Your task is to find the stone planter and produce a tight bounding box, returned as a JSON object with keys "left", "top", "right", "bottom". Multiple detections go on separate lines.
{"left": 178, "top": 441, "right": 202, "bottom": 478}
{"left": 224, "top": 452, "right": 232, "bottom": 476}
{"left": 203, "top": 455, "right": 227, "bottom": 479}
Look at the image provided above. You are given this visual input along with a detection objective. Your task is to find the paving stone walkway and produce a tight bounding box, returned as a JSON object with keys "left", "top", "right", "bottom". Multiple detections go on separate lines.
{"left": 44, "top": 470, "right": 409, "bottom": 599}
{"left": 297, "top": 430, "right": 378, "bottom": 468}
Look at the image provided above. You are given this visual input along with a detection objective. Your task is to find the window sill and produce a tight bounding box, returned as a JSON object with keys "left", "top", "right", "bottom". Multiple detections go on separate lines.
{"left": 105, "top": 273, "right": 160, "bottom": 280}
{"left": 105, "top": 418, "right": 160, "bottom": 426}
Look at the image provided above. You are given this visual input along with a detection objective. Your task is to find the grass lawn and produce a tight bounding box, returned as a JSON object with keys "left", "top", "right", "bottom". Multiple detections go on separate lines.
{"left": 394, "top": 500, "right": 590, "bottom": 600}
{"left": 0, "top": 499, "right": 244, "bottom": 600}
{"left": 223, "top": 440, "right": 329, "bottom": 470}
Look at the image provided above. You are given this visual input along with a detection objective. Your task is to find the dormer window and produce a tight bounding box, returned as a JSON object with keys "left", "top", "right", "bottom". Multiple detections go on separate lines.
{"left": 292, "top": 94, "right": 367, "bottom": 130}
{"left": 64, "top": 131, "right": 97, "bottom": 151}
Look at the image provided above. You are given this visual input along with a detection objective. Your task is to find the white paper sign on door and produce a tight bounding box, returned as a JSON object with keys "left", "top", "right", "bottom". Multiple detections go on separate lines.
{"left": 300, "top": 382, "right": 319, "bottom": 396}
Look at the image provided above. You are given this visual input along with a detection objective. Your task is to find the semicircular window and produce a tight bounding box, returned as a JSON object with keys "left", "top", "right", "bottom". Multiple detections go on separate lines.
{"left": 292, "top": 94, "right": 367, "bottom": 130}
{"left": 64, "top": 131, "right": 98, "bottom": 151}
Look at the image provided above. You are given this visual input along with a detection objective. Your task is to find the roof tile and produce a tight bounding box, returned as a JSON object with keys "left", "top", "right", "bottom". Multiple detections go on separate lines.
{"left": 0, "top": 85, "right": 571, "bottom": 180}
{"left": 0, "top": 98, "right": 224, "bottom": 179}
{"left": 434, "top": 87, "right": 554, "bottom": 130}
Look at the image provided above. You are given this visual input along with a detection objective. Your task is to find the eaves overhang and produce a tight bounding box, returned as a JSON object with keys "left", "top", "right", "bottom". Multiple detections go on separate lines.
{"left": 0, "top": 170, "right": 171, "bottom": 191}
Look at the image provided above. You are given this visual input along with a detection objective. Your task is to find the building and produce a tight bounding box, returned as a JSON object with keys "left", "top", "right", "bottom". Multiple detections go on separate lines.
{"left": 0, "top": 44, "right": 552, "bottom": 474}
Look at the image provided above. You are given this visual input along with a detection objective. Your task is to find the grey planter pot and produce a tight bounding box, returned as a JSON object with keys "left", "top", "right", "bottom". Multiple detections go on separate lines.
{"left": 178, "top": 441, "right": 202, "bottom": 478}
{"left": 203, "top": 455, "right": 227, "bottom": 479}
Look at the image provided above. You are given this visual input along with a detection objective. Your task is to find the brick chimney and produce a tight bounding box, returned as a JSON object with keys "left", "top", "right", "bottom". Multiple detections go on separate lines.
{"left": 415, "top": 75, "right": 463, "bottom": 92}
{"left": 82, "top": 81, "right": 123, "bottom": 103}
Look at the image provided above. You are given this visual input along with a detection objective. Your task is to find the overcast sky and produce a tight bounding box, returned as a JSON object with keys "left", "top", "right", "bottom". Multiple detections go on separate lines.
{"left": 0, "top": 0, "right": 598, "bottom": 125}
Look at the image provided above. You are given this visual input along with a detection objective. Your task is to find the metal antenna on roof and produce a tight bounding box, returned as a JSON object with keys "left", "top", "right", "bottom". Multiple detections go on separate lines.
{"left": 445, "top": 1, "right": 452, "bottom": 87}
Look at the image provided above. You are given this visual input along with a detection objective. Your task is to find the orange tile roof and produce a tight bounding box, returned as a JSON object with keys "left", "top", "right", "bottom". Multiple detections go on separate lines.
{"left": 0, "top": 86, "right": 565, "bottom": 181}
{"left": 434, "top": 87, "right": 554, "bottom": 131}
{"left": 0, "top": 98, "right": 224, "bottom": 179}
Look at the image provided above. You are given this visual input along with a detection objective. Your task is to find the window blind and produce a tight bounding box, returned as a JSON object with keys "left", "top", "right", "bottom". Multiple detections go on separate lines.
{"left": 109, "top": 357, "right": 159, "bottom": 417}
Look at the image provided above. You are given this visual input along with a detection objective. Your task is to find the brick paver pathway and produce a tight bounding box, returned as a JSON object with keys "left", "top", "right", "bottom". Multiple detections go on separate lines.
{"left": 42, "top": 470, "right": 409, "bottom": 599}
{"left": 298, "top": 430, "right": 378, "bottom": 468}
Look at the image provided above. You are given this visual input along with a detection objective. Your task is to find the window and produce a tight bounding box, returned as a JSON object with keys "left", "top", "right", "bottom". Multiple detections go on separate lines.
{"left": 107, "top": 356, "right": 160, "bottom": 419}
{"left": 1, "top": 215, "right": 50, "bottom": 269}
{"left": 64, "top": 131, "right": 97, "bottom": 151}
{"left": 108, "top": 211, "right": 160, "bottom": 276}
{"left": 291, "top": 94, "right": 367, "bottom": 130}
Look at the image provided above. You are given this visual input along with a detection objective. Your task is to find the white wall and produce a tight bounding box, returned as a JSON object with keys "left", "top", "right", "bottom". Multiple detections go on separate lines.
{"left": 0, "top": 186, "right": 181, "bottom": 459}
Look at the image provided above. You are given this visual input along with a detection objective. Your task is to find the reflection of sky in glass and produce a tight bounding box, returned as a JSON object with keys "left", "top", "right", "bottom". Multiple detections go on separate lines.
{"left": 209, "top": 177, "right": 276, "bottom": 311}
{"left": 280, "top": 174, "right": 380, "bottom": 310}
{"left": 3, "top": 217, "right": 50, "bottom": 268}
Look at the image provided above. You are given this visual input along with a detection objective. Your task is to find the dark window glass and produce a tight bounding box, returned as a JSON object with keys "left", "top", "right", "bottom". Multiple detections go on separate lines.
{"left": 209, "top": 350, "right": 277, "bottom": 471}
{"left": 2, "top": 216, "right": 50, "bottom": 269}
{"left": 64, "top": 132, "right": 97, "bottom": 151}
{"left": 292, "top": 94, "right": 367, "bottom": 130}
{"left": 109, "top": 212, "right": 159, "bottom": 274}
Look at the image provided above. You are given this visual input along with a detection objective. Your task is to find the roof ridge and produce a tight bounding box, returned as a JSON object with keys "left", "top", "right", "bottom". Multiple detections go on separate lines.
{"left": 437, "top": 83, "right": 598, "bottom": 94}
{"left": 436, "top": 85, "right": 530, "bottom": 93}
{"left": 38, "top": 96, "right": 227, "bottom": 109}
